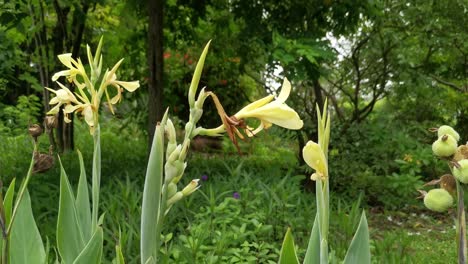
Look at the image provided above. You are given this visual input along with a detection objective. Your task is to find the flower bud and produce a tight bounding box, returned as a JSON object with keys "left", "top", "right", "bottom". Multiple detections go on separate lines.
{"left": 185, "top": 122, "right": 194, "bottom": 138}
{"left": 194, "top": 87, "right": 208, "bottom": 110}
{"left": 454, "top": 159, "right": 468, "bottom": 184}
{"left": 181, "top": 179, "right": 200, "bottom": 196}
{"left": 167, "top": 182, "right": 177, "bottom": 198}
{"left": 28, "top": 124, "right": 43, "bottom": 139}
{"left": 424, "top": 188, "right": 453, "bottom": 212}
{"left": 165, "top": 159, "right": 185, "bottom": 183}
{"left": 166, "top": 192, "right": 183, "bottom": 207}
{"left": 189, "top": 108, "right": 203, "bottom": 124}
{"left": 167, "top": 145, "right": 181, "bottom": 162}
{"left": 165, "top": 119, "right": 177, "bottom": 144}
{"left": 438, "top": 125, "right": 460, "bottom": 142}
{"left": 432, "top": 134, "right": 457, "bottom": 157}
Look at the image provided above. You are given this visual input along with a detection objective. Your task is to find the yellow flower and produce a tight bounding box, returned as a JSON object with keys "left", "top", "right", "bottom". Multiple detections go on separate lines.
{"left": 303, "top": 141, "right": 328, "bottom": 181}
{"left": 52, "top": 54, "right": 86, "bottom": 84}
{"left": 46, "top": 82, "right": 80, "bottom": 115}
{"left": 234, "top": 78, "right": 303, "bottom": 136}
{"left": 46, "top": 40, "right": 140, "bottom": 134}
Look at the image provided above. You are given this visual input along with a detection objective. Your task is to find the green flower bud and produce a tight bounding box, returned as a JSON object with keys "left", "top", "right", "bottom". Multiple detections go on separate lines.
{"left": 424, "top": 188, "right": 453, "bottom": 212}
{"left": 432, "top": 134, "right": 457, "bottom": 157}
{"left": 165, "top": 159, "right": 185, "bottom": 183}
{"left": 438, "top": 125, "right": 460, "bottom": 142}
{"left": 167, "top": 182, "right": 177, "bottom": 198}
{"left": 454, "top": 159, "right": 468, "bottom": 184}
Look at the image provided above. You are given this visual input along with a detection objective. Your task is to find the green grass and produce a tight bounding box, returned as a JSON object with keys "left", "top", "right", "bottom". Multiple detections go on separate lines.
{"left": 0, "top": 120, "right": 460, "bottom": 263}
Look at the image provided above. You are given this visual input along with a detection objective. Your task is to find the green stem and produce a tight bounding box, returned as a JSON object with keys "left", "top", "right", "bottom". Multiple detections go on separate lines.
{"left": 456, "top": 179, "right": 467, "bottom": 264}
{"left": 91, "top": 125, "right": 101, "bottom": 231}
{"left": 154, "top": 183, "right": 169, "bottom": 261}
{"left": 2, "top": 144, "right": 37, "bottom": 264}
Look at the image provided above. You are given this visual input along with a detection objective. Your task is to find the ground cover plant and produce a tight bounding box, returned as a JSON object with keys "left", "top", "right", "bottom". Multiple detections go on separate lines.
{"left": 1, "top": 1, "right": 466, "bottom": 262}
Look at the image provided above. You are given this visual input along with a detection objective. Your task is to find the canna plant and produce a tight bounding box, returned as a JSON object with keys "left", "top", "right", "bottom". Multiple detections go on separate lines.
{"left": 419, "top": 125, "right": 468, "bottom": 263}
{"left": 278, "top": 101, "right": 371, "bottom": 264}
{"left": 140, "top": 41, "right": 304, "bottom": 263}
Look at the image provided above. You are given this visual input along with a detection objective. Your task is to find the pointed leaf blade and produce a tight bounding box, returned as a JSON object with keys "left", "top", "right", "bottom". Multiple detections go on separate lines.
{"left": 75, "top": 150, "right": 92, "bottom": 241}
{"left": 9, "top": 190, "right": 46, "bottom": 264}
{"left": 303, "top": 214, "right": 320, "bottom": 264}
{"left": 343, "top": 211, "right": 371, "bottom": 264}
{"left": 72, "top": 227, "right": 103, "bottom": 264}
{"left": 278, "top": 227, "right": 299, "bottom": 264}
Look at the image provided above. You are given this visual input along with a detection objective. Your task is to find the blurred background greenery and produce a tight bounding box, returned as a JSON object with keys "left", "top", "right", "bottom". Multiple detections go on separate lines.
{"left": 0, "top": 0, "right": 466, "bottom": 262}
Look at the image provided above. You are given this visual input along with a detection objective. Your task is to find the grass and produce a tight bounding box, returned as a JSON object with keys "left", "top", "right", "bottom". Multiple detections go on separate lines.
{"left": 0, "top": 120, "right": 460, "bottom": 263}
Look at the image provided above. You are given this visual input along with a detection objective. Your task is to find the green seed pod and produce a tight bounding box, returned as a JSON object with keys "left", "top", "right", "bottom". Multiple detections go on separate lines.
{"left": 438, "top": 125, "right": 460, "bottom": 142}
{"left": 424, "top": 188, "right": 453, "bottom": 212}
{"left": 454, "top": 159, "right": 468, "bottom": 184}
{"left": 432, "top": 134, "right": 458, "bottom": 157}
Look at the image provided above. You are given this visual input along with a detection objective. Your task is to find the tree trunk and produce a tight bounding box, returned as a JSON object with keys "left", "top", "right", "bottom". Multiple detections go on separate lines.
{"left": 147, "top": 0, "right": 164, "bottom": 147}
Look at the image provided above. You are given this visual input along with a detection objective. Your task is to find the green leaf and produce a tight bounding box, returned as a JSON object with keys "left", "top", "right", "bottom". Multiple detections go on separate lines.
{"left": 343, "top": 211, "right": 371, "bottom": 264}
{"left": 75, "top": 150, "right": 92, "bottom": 242}
{"left": 9, "top": 190, "right": 46, "bottom": 264}
{"left": 4, "top": 178, "right": 16, "bottom": 228}
{"left": 91, "top": 125, "right": 101, "bottom": 232}
{"left": 278, "top": 227, "right": 299, "bottom": 264}
{"left": 303, "top": 214, "right": 320, "bottom": 264}
{"left": 57, "top": 157, "right": 86, "bottom": 264}
{"left": 72, "top": 227, "right": 103, "bottom": 264}
{"left": 140, "top": 113, "right": 168, "bottom": 263}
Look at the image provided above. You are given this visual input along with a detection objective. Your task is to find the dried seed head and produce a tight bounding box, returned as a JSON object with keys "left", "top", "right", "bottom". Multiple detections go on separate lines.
{"left": 28, "top": 124, "right": 43, "bottom": 139}
{"left": 33, "top": 146, "right": 55, "bottom": 174}
{"left": 423, "top": 188, "right": 453, "bottom": 212}
{"left": 454, "top": 144, "right": 468, "bottom": 162}
{"left": 440, "top": 174, "right": 456, "bottom": 194}
{"left": 44, "top": 115, "right": 58, "bottom": 130}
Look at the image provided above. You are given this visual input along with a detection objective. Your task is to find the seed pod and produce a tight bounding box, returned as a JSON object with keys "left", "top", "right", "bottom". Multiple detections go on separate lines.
{"left": 437, "top": 125, "right": 460, "bottom": 142}
{"left": 454, "top": 159, "right": 468, "bottom": 184}
{"left": 44, "top": 115, "right": 58, "bottom": 130}
{"left": 424, "top": 188, "right": 453, "bottom": 212}
{"left": 432, "top": 134, "right": 458, "bottom": 157}
{"left": 33, "top": 146, "right": 55, "bottom": 174}
{"left": 454, "top": 144, "right": 468, "bottom": 162}
{"left": 28, "top": 124, "right": 43, "bottom": 139}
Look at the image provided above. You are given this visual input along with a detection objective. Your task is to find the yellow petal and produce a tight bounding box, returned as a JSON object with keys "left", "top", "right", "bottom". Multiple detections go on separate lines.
{"left": 57, "top": 53, "right": 73, "bottom": 68}
{"left": 235, "top": 95, "right": 274, "bottom": 118}
{"left": 114, "top": 80, "right": 140, "bottom": 92}
{"left": 276, "top": 78, "right": 291, "bottom": 104}
{"left": 52, "top": 70, "right": 71, "bottom": 82}
{"left": 82, "top": 105, "right": 94, "bottom": 127}
{"left": 303, "top": 141, "right": 328, "bottom": 177}
{"left": 246, "top": 103, "right": 303, "bottom": 129}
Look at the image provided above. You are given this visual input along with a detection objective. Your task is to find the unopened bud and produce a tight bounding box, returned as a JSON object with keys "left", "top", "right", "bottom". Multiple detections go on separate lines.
{"left": 181, "top": 179, "right": 200, "bottom": 196}
{"left": 166, "top": 192, "right": 183, "bottom": 207}
{"left": 437, "top": 125, "right": 460, "bottom": 142}
{"left": 190, "top": 108, "right": 203, "bottom": 124}
{"left": 165, "top": 159, "right": 185, "bottom": 183}
{"left": 167, "top": 145, "right": 181, "bottom": 162}
{"left": 167, "top": 182, "right": 177, "bottom": 198}
{"left": 195, "top": 88, "right": 208, "bottom": 110}
{"left": 423, "top": 188, "right": 453, "bottom": 212}
{"left": 432, "top": 134, "right": 457, "bottom": 157}
{"left": 185, "top": 122, "right": 194, "bottom": 139}
{"left": 166, "top": 119, "right": 176, "bottom": 144}
{"left": 454, "top": 159, "right": 468, "bottom": 184}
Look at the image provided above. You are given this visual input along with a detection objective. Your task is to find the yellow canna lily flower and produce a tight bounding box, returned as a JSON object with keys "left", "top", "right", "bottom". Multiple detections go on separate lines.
{"left": 46, "top": 39, "right": 140, "bottom": 134}
{"left": 234, "top": 78, "right": 303, "bottom": 136}
{"left": 303, "top": 141, "right": 328, "bottom": 181}
{"left": 52, "top": 54, "right": 87, "bottom": 84}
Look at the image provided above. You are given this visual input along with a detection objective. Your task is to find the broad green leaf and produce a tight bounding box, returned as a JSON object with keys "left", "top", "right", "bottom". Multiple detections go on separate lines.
{"left": 9, "top": 190, "right": 46, "bottom": 264}
{"left": 140, "top": 112, "right": 168, "bottom": 263}
{"left": 75, "top": 150, "right": 92, "bottom": 242}
{"left": 72, "top": 227, "right": 103, "bottom": 264}
{"left": 303, "top": 214, "right": 320, "bottom": 264}
{"left": 343, "top": 211, "right": 371, "bottom": 264}
{"left": 57, "top": 157, "right": 86, "bottom": 263}
{"left": 279, "top": 227, "right": 299, "bottom": 264}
